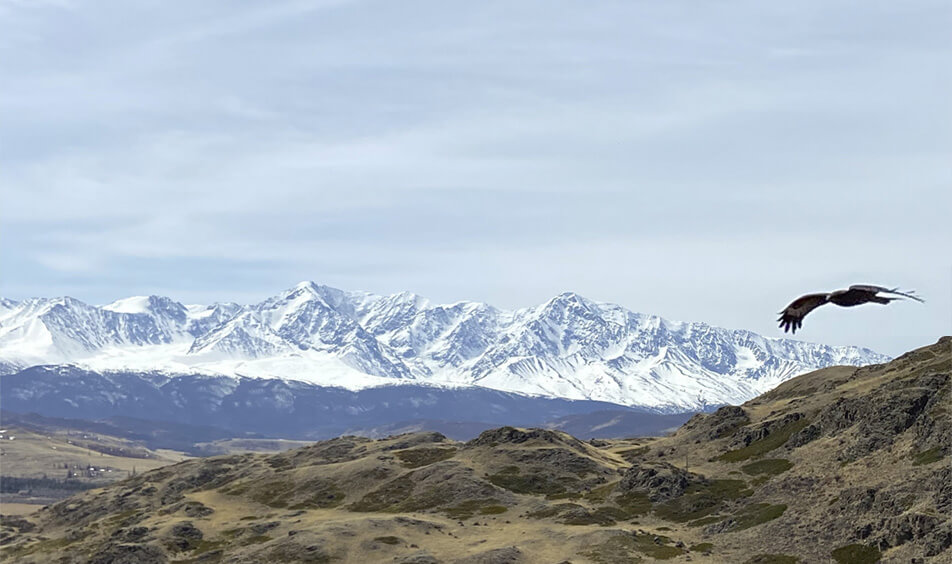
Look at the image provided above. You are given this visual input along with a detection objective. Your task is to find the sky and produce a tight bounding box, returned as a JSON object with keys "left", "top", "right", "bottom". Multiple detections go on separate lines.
{"left": 1, "top": 0, "right": 949, "bottom": 357}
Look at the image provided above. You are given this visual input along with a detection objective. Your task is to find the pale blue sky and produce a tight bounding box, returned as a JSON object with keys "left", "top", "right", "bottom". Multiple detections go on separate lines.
{"left": 2, "top": 0, "right": 950, "bottom": 356}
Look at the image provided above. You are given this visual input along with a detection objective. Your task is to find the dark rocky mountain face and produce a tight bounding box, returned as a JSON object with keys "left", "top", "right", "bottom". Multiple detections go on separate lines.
{"left": 2, "top": 338, "right": 948, "bottom": 563}
{"left": 0, "top": 366, "right": 694, "bottom": 442}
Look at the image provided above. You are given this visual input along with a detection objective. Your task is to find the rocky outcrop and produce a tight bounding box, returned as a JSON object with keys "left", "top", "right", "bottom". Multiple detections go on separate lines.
{"left": 679, "top": 406, "right": 750, "bottom": 442}
{"left": 787, "top": 423, "right": 821, "bottom": 447}
{"left": 88, "top": 543, "right": 168, "bottom": 564}
{"left": 452, "top": 546, "right": 524, "bottom": 564}
{"left": 871, "top": 513, "right": 943, "bottom": 551}
{"left": 728, "top": 412, "right": 803, "bottom": 449}
{"left": 398, "top": 554, "right": 442, "bottom": 564}
{"left": 511, "top": 448, "right": 604, "bottom": 477}
{"left": 616, "top": 462, "right": 700, "bottom": 502}
{"left": 163, "top": 521, "right": 203, "bottom": 552}
{"left": 466, "top": 427, "right": 582, "bottom": 449}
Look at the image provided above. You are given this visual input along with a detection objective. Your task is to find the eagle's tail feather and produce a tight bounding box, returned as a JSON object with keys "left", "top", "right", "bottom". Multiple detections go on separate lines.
{"left": 883, "top": 288, "right": 925, "bottom": 303}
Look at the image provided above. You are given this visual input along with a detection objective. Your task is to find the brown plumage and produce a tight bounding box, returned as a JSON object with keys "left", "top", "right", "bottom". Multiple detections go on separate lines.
{"left": 778, "top": 285, "right": 924, "bottom": 334}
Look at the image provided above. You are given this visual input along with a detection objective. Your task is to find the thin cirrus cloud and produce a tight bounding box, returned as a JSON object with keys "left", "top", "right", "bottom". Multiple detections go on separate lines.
{"left": 1, "top": 0, "right": 949, "bottom": 357}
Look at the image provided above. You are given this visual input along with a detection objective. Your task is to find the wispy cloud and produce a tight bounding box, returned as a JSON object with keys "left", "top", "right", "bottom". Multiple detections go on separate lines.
{"left": 1, "top": 0, "right": 949, "bottom": 356}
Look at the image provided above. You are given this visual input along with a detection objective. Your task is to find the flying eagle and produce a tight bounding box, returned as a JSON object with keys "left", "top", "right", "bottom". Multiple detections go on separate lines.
{"left": 778, "top": 284, "right": 924, "bottom": 334}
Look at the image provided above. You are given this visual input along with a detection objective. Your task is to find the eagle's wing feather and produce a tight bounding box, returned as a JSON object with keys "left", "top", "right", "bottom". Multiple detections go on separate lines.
{"left": 848, "top": 285, "right": 925, "bottom": 303}
{"left": 777, "top": 293, "right": 830, "bottom": 334}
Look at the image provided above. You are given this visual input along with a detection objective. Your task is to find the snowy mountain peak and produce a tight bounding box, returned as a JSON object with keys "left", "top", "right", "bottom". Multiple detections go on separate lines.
{"left": 284, "top": 281, "right": 364, "bottom": 309}
{"left": 552, "top": 291, "right": 590, "bottom": 303}
{"left": 102, "top": 294, "right": 187, "bottom": 317}
{"left": 188, "top": 311, "right": 289, "bottom": 358}
{"left": 287, "top": 280, "right": 331, "bottom": 299}
{"left": 103, "top": 295, "right": 153, "bottom": 313}
{"left": 0, "top": 284, "right": 891, "bottom": 410}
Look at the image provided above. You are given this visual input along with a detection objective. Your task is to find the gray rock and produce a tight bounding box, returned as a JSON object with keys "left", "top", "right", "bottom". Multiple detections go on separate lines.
{"left": 922, "top": 523, "right": 952, "bottom": 557}
{"left": 467, "top": 427, "right": 575, "bottom": 447}
{"left": 88, "top": 543, "right": 168, "bottom": 564}
{"left": 453, "top": 546, "right": 524, "bottom": 564}
{"left": 872, "top": 513, "right": 941, "bottom": 550}
{"left": 703, "top": 518, "right": 736, "bottom": 535}
{"left": 111, "top": 526, "right": 150, "bottom": 542}
{"left": 928, "top": 467, "right": 952, "bottom": 515}
{"left": 787, "top": 423, "right": 821, "bottom": 448}
{"left": 169, "top": 522, "right": 202, "bottom": 540}
{"left": 398, "top": 553, "right": 442, "bottom": 564}
{"left": 617, "top": 462, "right": 699, "bottom": 502}
{"left": 250, "top": 521, "right": 281, "bottom": 535}
{"left": 841, "top": 387, "right": 932, "bottom": 460}
{"left": 729, "top": 412, "right": 803, "bottom": 449}
{"left": 288, "top": 436, "right": 372, "bottom": 466}
{"left": 817, "top": 398, "right": 868, "bottom": 435}
{"left": 163, "top": 521, "right": 203, "bottom": 551}
{"left": 385, "top": 432, "right": 449, "bottom": 450}
{"left": 512, "top": 448, "right": 602, "bottom": 477}
{"left": 183, "top": 501, "right": 214, "bottom": 518}
{"left": 702, "top": 406, "right": 750, "bottom": 440}
{"left": 0, "top": 516, "right": 35, "bottom": 533}
{"left": 263, "top": 540, "right": 333, "bottom": 563}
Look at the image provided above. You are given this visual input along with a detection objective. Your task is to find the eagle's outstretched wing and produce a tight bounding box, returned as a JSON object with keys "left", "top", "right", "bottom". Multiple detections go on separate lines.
{"left": 848, "top": 285, "right": 925, "bottom": 303}
{"left": 778, "top": 293, "right": 830, "bottom": 334}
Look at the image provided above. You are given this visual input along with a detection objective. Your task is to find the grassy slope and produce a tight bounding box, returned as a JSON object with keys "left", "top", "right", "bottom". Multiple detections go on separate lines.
{"left": 1, "top": 338, "right": 948, "bottom": 563}
{"left": 0, "top": 426, "right": 187, "bottom": 514}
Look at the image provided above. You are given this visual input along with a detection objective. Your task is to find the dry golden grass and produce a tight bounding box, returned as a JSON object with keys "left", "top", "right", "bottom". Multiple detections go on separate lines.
{"left": 0, "top": 426, "right": 184, "bottom": 478}
{"left": 0, "top": 424, "right": 187, "bottom": 513}
{"left": 1, "top": 338, "right": 948, "bottom": 563}
{"left": 0, "top": 502, "right": 45, "bottom": 516}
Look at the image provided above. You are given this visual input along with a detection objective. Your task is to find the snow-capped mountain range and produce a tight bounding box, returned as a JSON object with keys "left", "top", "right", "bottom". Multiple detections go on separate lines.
{"left": 0, "top": 282, "right": 889, "bottom": 411}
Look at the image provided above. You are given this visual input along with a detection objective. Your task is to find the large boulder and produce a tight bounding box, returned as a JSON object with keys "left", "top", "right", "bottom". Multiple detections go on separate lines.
{"left": 616, "top": 462, "right": 698, "bottom": 502}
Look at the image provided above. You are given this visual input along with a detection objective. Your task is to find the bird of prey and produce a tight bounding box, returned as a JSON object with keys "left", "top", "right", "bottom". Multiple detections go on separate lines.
{"left": 778, "top": 284, "right": 924, "bottom": 334}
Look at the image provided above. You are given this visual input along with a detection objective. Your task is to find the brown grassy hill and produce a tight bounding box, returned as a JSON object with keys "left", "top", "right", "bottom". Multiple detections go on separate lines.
{"left": 632, "top": 336, "right": 951, "bottom": 562}
{"left": 0, "top": 422, "right": 188, "bottom": 515}
{"left": 1, "top": 337, "right": 948, "bottom": 563}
